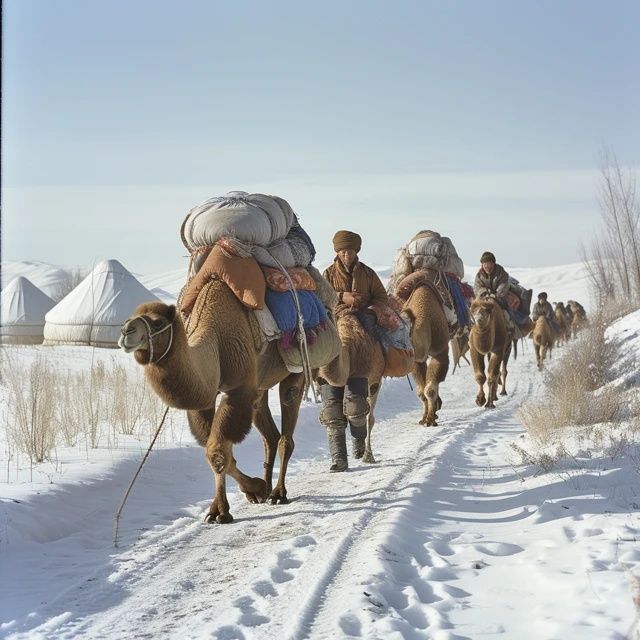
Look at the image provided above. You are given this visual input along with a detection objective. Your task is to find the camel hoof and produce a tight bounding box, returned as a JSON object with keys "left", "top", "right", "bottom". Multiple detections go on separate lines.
{"left": 204, "top": 512, "right": 234, "bottom": 525}
{"left": 500, "top": 390, "right": 507, "bottom": 396}
{"left": 216, "top": 513, "right": 234, "bottom": 524}
{"left": 475, "top": 398, "right": 485, "bottom": 407}
{"left": 363, "top": 452, "right": 377, "bottom": 464}
{"left": 269, "top": 489, "right": 290, "bottom": 504}
{"left": 242, "top": 478, "right": 268, "bottom": 504}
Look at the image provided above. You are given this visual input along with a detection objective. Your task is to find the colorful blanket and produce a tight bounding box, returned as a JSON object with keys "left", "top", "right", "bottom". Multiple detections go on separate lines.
{"left": 264, "top": 289, "right": 328, "bottom": 348}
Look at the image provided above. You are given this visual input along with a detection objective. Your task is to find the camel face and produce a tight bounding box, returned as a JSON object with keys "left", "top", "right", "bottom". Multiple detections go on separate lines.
{"left": 119, "top": 303, "right": 176, "bottom": 363}
{"left": 471, "top": 303, "right": 492, "bottom": 329}
{"left": 119, "top": 315, "right": 153, "bottom": 353}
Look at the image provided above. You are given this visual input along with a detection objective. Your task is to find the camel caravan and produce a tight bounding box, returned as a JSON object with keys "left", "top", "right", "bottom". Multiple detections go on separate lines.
{"left": 118, "top": 191, "right": 587, "bottom": 523}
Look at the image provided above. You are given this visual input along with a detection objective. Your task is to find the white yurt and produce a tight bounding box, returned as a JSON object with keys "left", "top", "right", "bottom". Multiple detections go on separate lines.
{"left": 43, "top": 259, "right": 160, "bottom": 348}
{"left": 1, "top": 276, "right": 56, "bottom": 344}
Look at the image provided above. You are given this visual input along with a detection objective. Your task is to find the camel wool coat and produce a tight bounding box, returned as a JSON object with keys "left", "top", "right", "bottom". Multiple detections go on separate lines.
{"left": 324, "top": 257, "right": 388, "bottom": 319}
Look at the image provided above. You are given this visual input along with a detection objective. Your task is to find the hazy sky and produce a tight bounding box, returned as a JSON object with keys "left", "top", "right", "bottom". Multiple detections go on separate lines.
{"left": 2, "top": 0, "right": 639, "bottom": 275}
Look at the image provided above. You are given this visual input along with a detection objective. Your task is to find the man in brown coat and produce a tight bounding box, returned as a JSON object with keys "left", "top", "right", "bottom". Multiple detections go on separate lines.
{"left": 319, "top": 230, "right": 387, "bottom": 472}
{"left": 323, "top": 230, "right": 388, "bottom": 321}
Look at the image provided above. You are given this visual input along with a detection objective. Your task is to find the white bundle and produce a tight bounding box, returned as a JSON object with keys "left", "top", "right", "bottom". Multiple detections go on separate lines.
{"left": 406, "top": 231, "right": 464, "bottom": 279}
{"left": 181, "top": 191, "right": 295, "bottom": 253}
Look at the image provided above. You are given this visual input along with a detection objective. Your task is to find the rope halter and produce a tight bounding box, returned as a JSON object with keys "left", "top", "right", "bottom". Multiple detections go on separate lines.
{"left": 139, "top": 315, "right": 174, "bottom": 364}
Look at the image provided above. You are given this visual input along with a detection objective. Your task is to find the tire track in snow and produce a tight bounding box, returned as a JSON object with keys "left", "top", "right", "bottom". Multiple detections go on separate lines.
{"left": 302, "top": 381, "right": 533, "bottom": 640}
{"left": 297, "top": 374, "right": 536, "bottom": 640}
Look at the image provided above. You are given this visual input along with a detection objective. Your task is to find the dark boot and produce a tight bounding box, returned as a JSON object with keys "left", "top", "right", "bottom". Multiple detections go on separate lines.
{"left": 351, "top": 436, "right": 366, "bottom": 459}
{"left": 345, "top": 377, "right": 368, "bottom": 460}
{"left": 319, "top": 384, "right": 348, "bottom": 472}
{"left": 327, "top": 426, "right": 348, "bottom": 472}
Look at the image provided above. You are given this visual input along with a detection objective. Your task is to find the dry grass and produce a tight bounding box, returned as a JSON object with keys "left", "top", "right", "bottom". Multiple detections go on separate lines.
{"left": 4, "top": 354, "right": 57, "bottom": 464}
{"left": 515, "top": 308, "right": 640, "bottom": 474}
{"left": 1, "top": 349, "right": 170, "bottom": 462}
{"left": 518, "top": 318, "right": 622, "bottom": 444}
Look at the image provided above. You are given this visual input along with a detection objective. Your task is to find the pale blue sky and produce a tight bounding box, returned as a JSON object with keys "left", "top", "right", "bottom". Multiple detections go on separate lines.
{"left": 2, "top": 0, "right": 639, "bottom": 275}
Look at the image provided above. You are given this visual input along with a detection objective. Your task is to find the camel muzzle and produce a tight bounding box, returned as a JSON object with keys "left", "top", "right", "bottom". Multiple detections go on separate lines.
{"left": 118, "top": 323, "right": 139, "bottom": 353}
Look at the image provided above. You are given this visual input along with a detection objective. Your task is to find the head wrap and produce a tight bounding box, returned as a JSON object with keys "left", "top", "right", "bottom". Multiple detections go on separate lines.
{"left": 480, "top": 251, "right": 496, "bottom": 264}
{"left": 333, "top": 230, "right": 362, "bottom": 253}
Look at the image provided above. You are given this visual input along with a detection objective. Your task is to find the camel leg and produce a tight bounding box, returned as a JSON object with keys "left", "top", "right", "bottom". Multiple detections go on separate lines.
{"left": 363, "top": 380, "right": 381, "bottom": 464}
{"left": 424, "top": 349, "right": 449, "bottom": 426}
{"left": 470, "top": 346, "right": 487, "bottom": 407}
{"left": 205, "top": 389, "right": 267, "bottom": 523}
{"left": 252, "top": 391, "right": 280, "bottom": 496}
{"left": 270, "top": 373, "right": 305, "bottom": 505}
{"left": 413, "top": 361, "right": 430, "bottom": 425}
{"left": 500, "top": 341, "right": 511, "bottom": 396}
{"left": 186, "top": 408, "right": 215, "bottom": 447}
{"left": 486, "top": 351, "right": 502, "bottom": 407}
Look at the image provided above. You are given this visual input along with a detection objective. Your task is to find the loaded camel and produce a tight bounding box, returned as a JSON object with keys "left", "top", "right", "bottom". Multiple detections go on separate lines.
{"left": 119, "top": 279, "right": 306, "bottom": 524}
{"left": 399, "top": 274, "right": 450, "bottom": 426}
{"left": 469, "top": 298, "right": 512, "bottom": 408}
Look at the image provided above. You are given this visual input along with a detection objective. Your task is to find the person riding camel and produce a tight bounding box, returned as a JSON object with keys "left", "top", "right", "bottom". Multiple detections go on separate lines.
{"left": 320, "top": 230, "right": 387, "bottom": 472}
{"left": 531, "top": 292, "right": 560, "bottom": 333}
{"left": 324, "top": 230, "right": 388, "bottom": 326}
{"left": 473, "top": 252, "right": 530, "bottom": 329}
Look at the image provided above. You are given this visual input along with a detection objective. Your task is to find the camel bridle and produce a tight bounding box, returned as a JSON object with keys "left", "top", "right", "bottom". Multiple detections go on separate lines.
{"left": 138, "top": 316, "right": 174, "bottom": 364}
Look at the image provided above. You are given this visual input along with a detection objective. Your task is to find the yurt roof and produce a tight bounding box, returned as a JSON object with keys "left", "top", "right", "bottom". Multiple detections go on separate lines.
{"left": 1, "top": 276, "right": 55, "bottom": 326}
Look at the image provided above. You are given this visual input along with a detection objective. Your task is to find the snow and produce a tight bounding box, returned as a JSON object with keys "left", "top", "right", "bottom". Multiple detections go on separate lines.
{"left": 1, "top": 260, "right": 636, "bottom": 640}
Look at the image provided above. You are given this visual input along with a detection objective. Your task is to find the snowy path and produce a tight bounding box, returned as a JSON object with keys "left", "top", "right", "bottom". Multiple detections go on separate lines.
{"left": 3, "top": 352, "right": 639, "bottom": 640}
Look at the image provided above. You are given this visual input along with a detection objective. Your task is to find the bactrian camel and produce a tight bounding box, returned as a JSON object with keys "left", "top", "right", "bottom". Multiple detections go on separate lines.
{"left": 403, "top": 283, "right": 450, "bottom": 426}
{"left": 554, "top": 303, "right": 571, "bottom": 346}
{"left": 469, "top": 298, "right": 512, "bottom": 408}
{"left": 532, "top": 315, "right": 554, "bottom": 370}
{"left": 317, "top": 313, "right": 384, "bottom": 463}
{"left": 119, "top": 279, "right": 306, "bottom": 524}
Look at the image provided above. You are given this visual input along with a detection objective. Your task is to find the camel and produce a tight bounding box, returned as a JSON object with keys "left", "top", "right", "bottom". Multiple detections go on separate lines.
{"left": 553, "top": 303, "right": 571, "bottom": 346}
{"left": 119, "top": 279, "right": 308, "bottom": 524}
{"left": 469, "top": 298, "right": 512, "bottom": 408}
{"left": 531, "top": 315, "right": 554, "bottom": 370}
{"left": 402, "top": 283, "right": 450, "bottom": 426}
{"left": 567, "top": 300, "right": 588, "bottom": 337}
{"left": 316, "top": 313, "right": 385, "bottom": 464}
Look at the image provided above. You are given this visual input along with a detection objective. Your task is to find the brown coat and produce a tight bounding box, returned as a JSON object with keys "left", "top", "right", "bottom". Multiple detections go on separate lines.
{"left": 324, "top": 257, "right": 388, "bottom": 319}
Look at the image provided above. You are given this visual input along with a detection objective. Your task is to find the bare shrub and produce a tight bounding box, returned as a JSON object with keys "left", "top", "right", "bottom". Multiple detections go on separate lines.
{"left": 4, "top": 355, "right": 58, "bottom": 463}
{"left": 55, "top": 373, "right": 86, "bottom": 447}
{"left": 83, "top": 360, "right": 106, "bottom": 448}
{"left": 582, "top": 149, "right": 640, "bottom": 308}
{"left": 518, "top": 321, "right": 622, "bottom": 442}
{"left": 109, "top": 363, "right": 146, "bottom": 435}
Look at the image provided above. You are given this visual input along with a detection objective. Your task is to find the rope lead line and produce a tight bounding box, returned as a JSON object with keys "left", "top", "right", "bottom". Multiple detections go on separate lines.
{"left": 113, "top": 405, "right": 170, "bottom": 548}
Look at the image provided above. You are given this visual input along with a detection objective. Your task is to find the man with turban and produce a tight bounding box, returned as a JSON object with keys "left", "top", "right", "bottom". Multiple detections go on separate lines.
{"left": 319, "top": 230, "right": 388, "bottom": 472}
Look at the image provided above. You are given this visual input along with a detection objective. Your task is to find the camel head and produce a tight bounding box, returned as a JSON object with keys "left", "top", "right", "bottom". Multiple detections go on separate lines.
{"left": 119, "top": 302, "right": 177, "bottom": 365}
{"left": 470, "top": 298, "right": 495, "bottom": 329}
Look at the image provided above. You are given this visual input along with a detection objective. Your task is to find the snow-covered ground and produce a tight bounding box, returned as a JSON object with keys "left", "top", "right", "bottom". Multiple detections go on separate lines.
{"left": 1, "top": 260, "right": 634, "bottom": 640}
